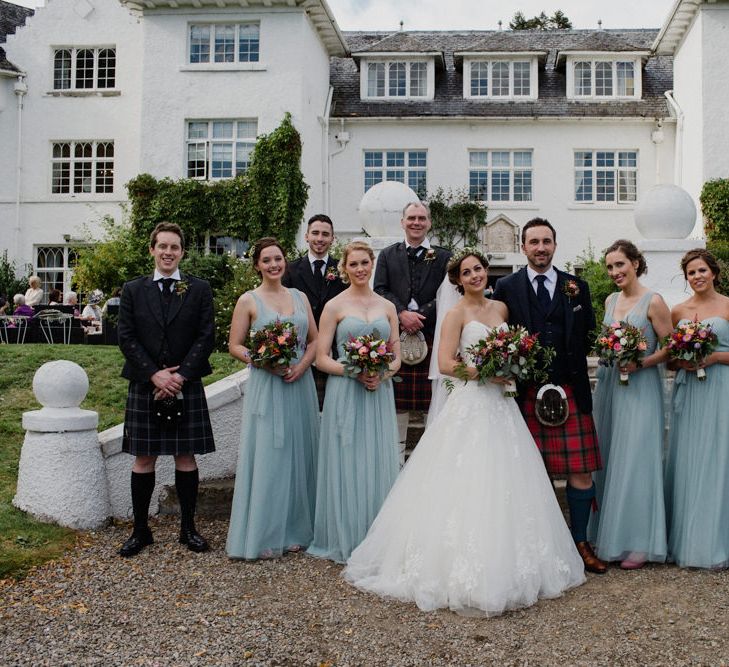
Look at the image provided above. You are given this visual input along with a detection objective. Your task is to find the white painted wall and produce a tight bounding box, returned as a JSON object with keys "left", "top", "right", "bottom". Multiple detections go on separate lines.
{"left": 327, "top": 118, "right": 675, "bottom": 264}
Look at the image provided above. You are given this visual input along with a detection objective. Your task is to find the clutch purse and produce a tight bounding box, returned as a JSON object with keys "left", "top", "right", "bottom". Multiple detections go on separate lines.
{"left": 154, "top": 391, "right": 184, "bottom": 424}
{"left": 535, "top": 384, "right": 569, "bottom": 427}
{"left": 400, "top": 330, "right": 428, "bottom": 366}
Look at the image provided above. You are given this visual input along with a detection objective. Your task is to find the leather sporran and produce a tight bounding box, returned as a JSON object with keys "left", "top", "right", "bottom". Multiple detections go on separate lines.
{"left": 535, "top": 384, "right": 569, "bottom": 427}
{"left": 154, "top": 391, "right": 184, "bottom": 425}
{"left": 400, "top": 330, "right": 428, "bottom": 366}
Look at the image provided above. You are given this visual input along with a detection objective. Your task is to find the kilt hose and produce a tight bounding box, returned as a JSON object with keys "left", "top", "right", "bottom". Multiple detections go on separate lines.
{"left": 122, "top": 379, "right": 215, "bottom": 457}
{"left": 523, "top": 384, "right": 601, "bottom": 475}
{"left": 394, "top": 335, "right": 433, "bottom": 412}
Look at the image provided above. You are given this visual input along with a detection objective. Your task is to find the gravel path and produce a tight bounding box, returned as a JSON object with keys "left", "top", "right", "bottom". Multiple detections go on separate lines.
{"left": 1, "top": 516, "right": 728, "bottom": 666}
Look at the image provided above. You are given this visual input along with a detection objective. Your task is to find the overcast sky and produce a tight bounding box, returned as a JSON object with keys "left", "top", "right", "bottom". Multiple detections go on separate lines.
{"left": 10, "top": 0, "right": 673, "bottom": 31}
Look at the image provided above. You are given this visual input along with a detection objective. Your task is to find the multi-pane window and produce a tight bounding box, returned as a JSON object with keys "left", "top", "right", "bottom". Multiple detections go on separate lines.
{"left": 51, "top": 141, "right": 114, "bottom": 194}
{"left": 207, "top": 236, "right": 248, "bottom": 258}
{"left": 572, "top": 60, "right": 636, "bottom": 98}
{"left": 469, "top": 60, "right": 532, "bottom": 98}
{"left": 189, "top": 23, "right": 259, "bottom": 64}
{"left": 469, "top": 150, "right": 533, "bottom": 202}
{"left": 186, "top": 119, "right": 257, "bottom": 180}
{"left": 53, "top": 48, "right": 116, "bottom": 90}
{"left": 574, "top": 150, "right": 638, "bottom": 203}
{"left": 35, "top": 246, "right": 79, "bottom": 299}
{"left": 365, "top": 61, "right": 428, "bottom": 98}
{"left": 364, "top": 150, "right": 427, "bottom": 197}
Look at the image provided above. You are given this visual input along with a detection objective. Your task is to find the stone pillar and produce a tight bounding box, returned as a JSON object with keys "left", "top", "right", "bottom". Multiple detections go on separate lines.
{"left": 13, "top": 360, "right": 109, "bottom": 529}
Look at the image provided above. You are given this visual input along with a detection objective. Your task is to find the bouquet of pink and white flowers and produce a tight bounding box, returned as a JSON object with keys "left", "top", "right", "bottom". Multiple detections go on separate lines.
{"left": 662, "top": 318, "right": 718, "bottom": 381}
{"left": 459, "top": 325, "right": 555, "bottom": 397}
{"left": 246, "top": 319, "right": 299, "bottom": 371}
{"left": 343, "top": 331, "right": 397, "bottom": 391}
{"left": 594, "top": 321, "right": 648, "bottom": 386}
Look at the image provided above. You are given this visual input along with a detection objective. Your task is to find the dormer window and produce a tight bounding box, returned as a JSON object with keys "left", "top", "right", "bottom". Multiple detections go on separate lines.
{"left": 465, "top": 59, "right": 536, "bottom": 99}
{"left": 572, "top": 59, "right": 636, "bottom": 98}
{"left": 363, "top": 59, "right": 431, "bottom": 99}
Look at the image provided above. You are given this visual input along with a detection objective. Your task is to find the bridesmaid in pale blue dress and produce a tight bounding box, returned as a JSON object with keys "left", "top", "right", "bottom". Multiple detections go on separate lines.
{"left": 588, "top": 240, "right": 673, "bottom": 569}
{"left": 665, "top": 248, "right": 729, "bottom": 569}
{"left": 307, "top": 241, "right": 401, "bottom": 563}
{"left": 226, "top": 237, "right": 320, "bottom": 560}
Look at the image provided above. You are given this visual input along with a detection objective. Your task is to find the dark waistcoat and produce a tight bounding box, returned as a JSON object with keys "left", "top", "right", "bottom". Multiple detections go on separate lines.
{"left": 527, "top": 285, "right": 569, "bottom": 384}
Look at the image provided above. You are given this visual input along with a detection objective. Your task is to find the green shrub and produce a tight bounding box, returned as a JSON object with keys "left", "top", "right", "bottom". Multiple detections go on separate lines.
{"left": 0, "top": 250, "right": 30, "bottom": 301}
{"left": 427, "top": 188, "right": 488, "bottom": 250}
{"left": 213, "top": 258, "right": 261, "bottom": 350}
{"left": 568, "top": 243, "right": 615, "bottom": 337}
{"left": 700, "top": 179, "right": 729, "bottom": 242}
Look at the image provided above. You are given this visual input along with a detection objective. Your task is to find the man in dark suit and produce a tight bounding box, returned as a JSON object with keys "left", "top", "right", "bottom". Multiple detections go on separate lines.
{"left": 374, "top": 201, "right": 451, "bottom": 450}
{"left": 117, "top": 222, "right": 216, "bottom": 557}
{"left": 283, "top": 214, "right": 347, "bottom": 408}
{"left": 493, "top": 217, "right": 606, "bottom": 573}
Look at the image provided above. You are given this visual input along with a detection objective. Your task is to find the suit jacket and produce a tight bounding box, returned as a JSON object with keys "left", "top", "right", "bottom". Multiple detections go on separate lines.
{"left": 282, "top": 255, "right": 346, "bottom": 325}
{"left": 374, "top": 242, "right": 451, "bottom": 338}
{"left": 492, "top": 267, "right": 596, "bottom": 414}
{"left": 118, "top": 273, "right": 215, "bottom": 382}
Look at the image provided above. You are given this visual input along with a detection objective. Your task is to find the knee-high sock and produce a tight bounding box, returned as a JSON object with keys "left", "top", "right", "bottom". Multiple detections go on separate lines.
{"left": 131, "top": 471, "right": 155, "bottom": 532}
{"left": 566, "top": 483, "right": 595, "bottom": 543}
{"left": 175, "top": 468, "right": 199, "bottom": 530}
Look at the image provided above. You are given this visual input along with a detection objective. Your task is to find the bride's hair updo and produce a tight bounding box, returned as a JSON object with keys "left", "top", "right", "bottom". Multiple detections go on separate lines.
{"left": 251, "top": 237, "right": 286, "bottom": 275}
{"left": 603, "top": 239, "right": 647, "bottom": 276}
{"left": 447, "top": 248, "right": 490, "bottom": 295}
{"left": 338, "top": 241, "right": 375, "bottom": 285}
{"left": 680, "top": 248, "right": 721, "bottom": 285}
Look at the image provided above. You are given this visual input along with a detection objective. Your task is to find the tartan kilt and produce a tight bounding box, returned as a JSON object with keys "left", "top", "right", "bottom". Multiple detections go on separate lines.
{"left": 312, "top": 366, "right": 328, "bottom": 412}
{"left": 523, "top": 384, "right": 601, "bottom": 475}
{"left": 393, "top": 335, "right": 433, "bottom": 412}
{"left": 122, "top": 379, "right": 215, "bottom": 457}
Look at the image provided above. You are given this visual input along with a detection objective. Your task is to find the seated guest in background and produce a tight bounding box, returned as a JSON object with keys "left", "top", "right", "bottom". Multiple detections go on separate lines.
{"left": 81, "top": 290, "right": 104, "bottom": 334}
{"left": 48, "top": 289, "right": 63, "bottom": 306}
{"left": 102, "top": 287, "right": 122, "bottom": 315}
{"left": 12, "top": 294, "right": 35, "bottom": 318}
{"left": 24, "top": 276, "right": 43, "bottom": 307}
{"left": 64, "top": 291, "right": 81, "bottom": 317}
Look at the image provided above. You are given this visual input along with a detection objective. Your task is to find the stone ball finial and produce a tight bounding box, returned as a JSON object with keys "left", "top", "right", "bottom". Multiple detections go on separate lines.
{"left": 359, "top": 181, "right": 420, "bottom": 237}
{"left": 33, "top": 360, "right": 89, "bottom": 408}
{"left": 634, "top": 184, "right": 696, "bottom": 240}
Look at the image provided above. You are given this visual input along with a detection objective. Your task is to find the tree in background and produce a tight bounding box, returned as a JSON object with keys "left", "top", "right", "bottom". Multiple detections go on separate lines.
{"left": 427, "top": 188, "right": 488, "bottom": 250}
{"left": 0, "top": 251, "right": 30, "bottom": 303}
{"left": 510, "top": 10, "right": 572, "bottom": 30}
{"left": 700, "top": 178, "right": 729, "bottom": 297}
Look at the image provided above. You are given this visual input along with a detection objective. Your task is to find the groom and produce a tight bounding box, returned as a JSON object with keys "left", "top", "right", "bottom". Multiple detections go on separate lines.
{"left": 493, "top": 218, "right": 606, "bottom": 574}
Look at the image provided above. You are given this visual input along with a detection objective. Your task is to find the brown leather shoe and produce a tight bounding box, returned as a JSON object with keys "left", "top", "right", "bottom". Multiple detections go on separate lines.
{"left": 575, "top": 541, "right": 607, "bottom": 574}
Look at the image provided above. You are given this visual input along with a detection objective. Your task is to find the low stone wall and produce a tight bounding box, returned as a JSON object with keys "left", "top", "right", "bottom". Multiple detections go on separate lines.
{"left": 98, "top": 369, "right": 249, "bottom": 519}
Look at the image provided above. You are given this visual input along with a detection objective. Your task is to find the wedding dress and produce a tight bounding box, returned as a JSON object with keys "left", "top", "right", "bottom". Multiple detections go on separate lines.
{"left": 343, "top": 320, "right": 586, "bottom": 616}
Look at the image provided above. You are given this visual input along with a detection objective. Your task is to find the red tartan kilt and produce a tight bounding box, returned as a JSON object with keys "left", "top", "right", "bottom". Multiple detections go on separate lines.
{"left": 523, "top": 384, "right": 601, "bottom": 475}
{"left": 393, "top": 337, "right": 433, "bottom": 412}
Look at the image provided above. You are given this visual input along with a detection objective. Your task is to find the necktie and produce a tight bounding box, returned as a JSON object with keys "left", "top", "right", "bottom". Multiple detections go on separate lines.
{"left": 407, "top": 246, "right": 422, "bottom": 261}
{"left": 313, "top": 259, "right": 325, "bottom": 288}
{"left": 535, "top": 274, "right": 551, "bottom": 311}
{"left": 161, "top": 278, "right": 174, "bottom": 311}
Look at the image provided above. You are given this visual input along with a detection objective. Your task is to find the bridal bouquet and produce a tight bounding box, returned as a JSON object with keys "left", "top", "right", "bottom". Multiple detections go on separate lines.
{"left": 460, "top": 325, "right": 555, "bottom": 397}
{"left": 342, "top": 331, "right": 397, "bottom": 391}
{"left": 246, "top": 320, "right": 299, "bottom": 371}
{"left": 662, "top": 318, "right": 718, "bottom": 381}
{"left": 594, "top": 321, "right": 648, "bottom": 386}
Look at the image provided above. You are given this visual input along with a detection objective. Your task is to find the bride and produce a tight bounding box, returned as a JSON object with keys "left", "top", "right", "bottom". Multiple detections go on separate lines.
{"left": 343, "top": 249, "right": 585, "bottom": 616}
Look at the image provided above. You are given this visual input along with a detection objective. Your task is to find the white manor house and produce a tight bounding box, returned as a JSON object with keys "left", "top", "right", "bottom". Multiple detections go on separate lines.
{"left": 1, "top": 0, "right": 728, "bottom": 295}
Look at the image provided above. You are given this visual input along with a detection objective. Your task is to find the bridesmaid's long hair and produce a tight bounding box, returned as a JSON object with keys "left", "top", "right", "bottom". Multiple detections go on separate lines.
{"left": 603, "top": 239, "right": 647, "bottom": 277}
{"left": 338, "top": 241, "right": 375, "bottom": 285}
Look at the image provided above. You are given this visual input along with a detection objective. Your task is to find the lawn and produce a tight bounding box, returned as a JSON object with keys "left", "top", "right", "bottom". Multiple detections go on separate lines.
{"left": 0, "top": 345, "right": 241, "bottom": 579}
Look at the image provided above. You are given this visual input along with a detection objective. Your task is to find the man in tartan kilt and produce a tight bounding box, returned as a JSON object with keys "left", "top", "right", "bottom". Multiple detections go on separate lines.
{"left": 117, "top": 222, "right": 216, "bottom": 557}
{"left": 374, "top": 201, "right": 451, "bottom": 449}
{"left": 493, "top": 218, "right": 607, "bottom": 574}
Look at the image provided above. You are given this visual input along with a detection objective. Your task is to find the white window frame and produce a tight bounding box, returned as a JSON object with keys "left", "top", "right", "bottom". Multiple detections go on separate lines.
{"left": 186, "top": 119, "right": 257, "bottom": 181}
{"left": 463, "top": 58, "right": 538, "bottom": 100}
{"left": 573, "top": 149, "right": 638, "bottom": 204}
{"left": 359, "top": 57, "right": 434, "bottom": 100}
{"left": 468, "top": 150, "right": 534, "bottom": 203}
{"left": 52, "top": 46, "right": 116, "bottom": 91}
{"left": 34, "top": 246, "right": 79, "bottom": 299}
{"left": 187, "top": 22, "right": 260, "bottom": 68}
{"left": 363, "top": 150, "right": 428, "bottom": 197}
{"left": 50, "top": 141, "right": 115, "bottom": 195}
{"left": 566, "top": 55, "right": 641, "bottom": 100}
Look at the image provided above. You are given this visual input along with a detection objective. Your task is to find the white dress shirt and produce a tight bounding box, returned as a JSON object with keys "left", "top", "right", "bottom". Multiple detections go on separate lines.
{"left": 526, "top": 266, "right": 557, "bottom": 299}
{"left": 153, "top": 269, "right": 181, "bottom": 291}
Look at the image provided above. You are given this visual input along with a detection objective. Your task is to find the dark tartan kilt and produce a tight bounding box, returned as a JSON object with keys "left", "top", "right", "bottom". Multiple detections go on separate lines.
{"left": 122, "top": 379, "right": 215, "bottom": 457}
{"left": 394, "top": 335, "right": 433, "bottom": 412}
{"left": 523, "top": 384, "right": 601, "bottom": 475}
{"left": 312, "top": 366, "right": 328, "bottom": 412}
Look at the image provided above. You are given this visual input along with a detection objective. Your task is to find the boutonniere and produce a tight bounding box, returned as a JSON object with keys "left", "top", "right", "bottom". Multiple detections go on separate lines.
{"left": 562, "top": 280, "right": 580, "bottom": 299}
{"left": 325, "top": 269, "right": 338, "bottom": 282}
{"left": 424, "top": 248, "right": 436, "bottom": 262}
{"left": 175, "top": 280, "right": 189, "bottom": 297}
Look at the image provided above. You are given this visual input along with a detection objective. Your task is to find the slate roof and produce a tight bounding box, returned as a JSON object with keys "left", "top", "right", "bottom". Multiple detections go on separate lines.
{"left": 331, "top": 29, "right": 672, "bottom": 120}
{"left": 0, "top": 0, "right": 34, "bottom": 73}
